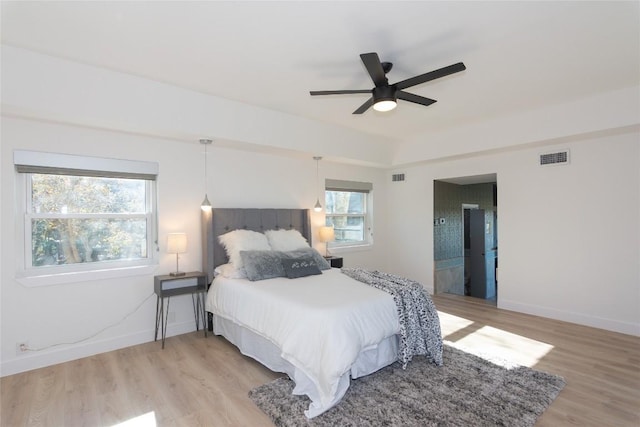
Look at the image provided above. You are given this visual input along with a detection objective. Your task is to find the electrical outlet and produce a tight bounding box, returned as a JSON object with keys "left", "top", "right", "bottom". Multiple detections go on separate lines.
{"left": 16, "top": 341, "right": 29, "bottom": 355}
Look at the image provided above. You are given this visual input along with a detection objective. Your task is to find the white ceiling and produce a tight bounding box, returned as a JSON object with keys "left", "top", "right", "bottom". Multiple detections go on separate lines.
{"left": 1, "top": 1, "right": 639, "bottom": 146}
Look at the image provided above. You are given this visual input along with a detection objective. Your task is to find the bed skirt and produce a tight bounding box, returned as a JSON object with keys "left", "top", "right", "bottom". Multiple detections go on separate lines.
{"left": 212, "top": 314, "right": 399, "bottom": 417}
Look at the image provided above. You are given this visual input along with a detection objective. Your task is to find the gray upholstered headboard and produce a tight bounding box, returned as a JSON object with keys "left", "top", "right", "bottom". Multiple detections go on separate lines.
{"left": 201, "top": 208, "right": 311, "bottom": 284}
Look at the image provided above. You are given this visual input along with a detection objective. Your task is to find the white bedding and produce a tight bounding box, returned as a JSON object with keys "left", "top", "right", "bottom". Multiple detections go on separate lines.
{"left": 205, "top": 268, "right": 400, "bottom": 418}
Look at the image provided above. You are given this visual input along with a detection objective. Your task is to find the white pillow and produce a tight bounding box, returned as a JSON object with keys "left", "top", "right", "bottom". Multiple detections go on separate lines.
{"left": 264, "top": 229, "right": 309, "bottom": 252}
{"left": 214, "top": 263, "right": 247, "bottom": 279}
{"left": 218, "top": 229, "right": 271, "bottom": 269}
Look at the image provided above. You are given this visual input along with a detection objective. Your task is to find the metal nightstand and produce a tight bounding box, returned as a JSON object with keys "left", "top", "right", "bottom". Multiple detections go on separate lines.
{"left": 154, "top": 271, "right": 208, "bottom": 348}
{"left": 325, "top": 256, "right": 343, "bottom": 268}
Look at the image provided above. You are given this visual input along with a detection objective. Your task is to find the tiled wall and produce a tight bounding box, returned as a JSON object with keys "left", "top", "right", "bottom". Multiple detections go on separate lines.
{"left": 434, "top": 181, "right": 463, "bottom": 260}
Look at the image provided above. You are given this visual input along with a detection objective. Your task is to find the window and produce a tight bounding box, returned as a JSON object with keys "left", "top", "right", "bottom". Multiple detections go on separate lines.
{"left": 325, "top": 179, "right": 373, "bottom": 248}
{"left": 14, "top": 150, "right": 158, "bottom": 283}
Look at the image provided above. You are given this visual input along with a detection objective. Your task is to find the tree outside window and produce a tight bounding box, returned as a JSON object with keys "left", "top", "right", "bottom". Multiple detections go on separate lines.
{"left": 29, "top": 174, "right": 152, "bottom": 268}
{"left": 325, "top": 190, "right": 367, "bottom": 244}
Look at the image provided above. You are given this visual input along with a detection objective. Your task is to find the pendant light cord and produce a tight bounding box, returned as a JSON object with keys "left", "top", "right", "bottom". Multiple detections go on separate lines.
{"left": 204, "top": 142, "right": 207, "bottom": 190}
{"left": 200, "top": 139, "right": 213, "bottom": 209}
{"left": 313, "top": 156, "right": 322, "bottom": 211}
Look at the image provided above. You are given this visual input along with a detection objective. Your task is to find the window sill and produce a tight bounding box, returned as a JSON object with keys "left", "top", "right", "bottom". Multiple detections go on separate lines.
{"left": 16, "top": 264, "right": 159, "bottom": 287}
{"left": 327, "top": 243, "right": 373, "bottom": 255}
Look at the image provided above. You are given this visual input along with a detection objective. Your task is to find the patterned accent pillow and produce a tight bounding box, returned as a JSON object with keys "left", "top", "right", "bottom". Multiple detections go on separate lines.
{"left": 284, "top": 247, "right": 331, "bottom": 270}
{"left": 281, "top": 257, "right": 322, "bottom": 279}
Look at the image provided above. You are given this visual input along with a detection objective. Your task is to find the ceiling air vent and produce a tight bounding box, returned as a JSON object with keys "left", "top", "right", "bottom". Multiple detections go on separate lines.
{"left": 539, "top": 150, "right": 569, "bottom": 166}
{"left": 392, "top": 173, "right": 405, "bottom": 182}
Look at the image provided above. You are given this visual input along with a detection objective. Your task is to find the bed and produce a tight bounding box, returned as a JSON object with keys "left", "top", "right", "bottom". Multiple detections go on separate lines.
{"left": 201, "top": 208, "right": 439, "bottom": 418}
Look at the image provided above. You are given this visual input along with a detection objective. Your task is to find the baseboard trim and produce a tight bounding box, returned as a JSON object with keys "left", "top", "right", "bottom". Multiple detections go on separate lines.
{"left": 498, "top": 299, "right": 640, "bottom": 337}
{"left": 1, "top": 321, "right": 198, "bottom": 377}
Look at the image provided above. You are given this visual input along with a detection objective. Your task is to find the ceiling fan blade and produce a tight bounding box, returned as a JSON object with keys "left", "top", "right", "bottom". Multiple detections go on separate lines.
{"left": 353, "top": 97, "right": 375, "bottom": 114}
{"left": 310, "top": 89, "right": 371, "bottom": 96}
{"left": 395, "top": 62, "right": 466, "bottom": 90}
{"left": 397, "top": 91, "right": 437, "bottom": 107}
{"left": 360, "top": 52, "right": 388, "bottom": 87}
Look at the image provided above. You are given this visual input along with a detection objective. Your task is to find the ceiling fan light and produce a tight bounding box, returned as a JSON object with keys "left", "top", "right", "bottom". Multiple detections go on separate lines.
{"left": 373, "top": 99, "right": 397, "bottom": 112}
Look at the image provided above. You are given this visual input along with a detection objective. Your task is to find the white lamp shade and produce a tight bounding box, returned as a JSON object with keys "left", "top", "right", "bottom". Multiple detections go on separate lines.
{"left": 318, "top": 226, "right": 335, "bottom": 243}
{"left": 167, "top": 233, "right": 187, "bottom": 254}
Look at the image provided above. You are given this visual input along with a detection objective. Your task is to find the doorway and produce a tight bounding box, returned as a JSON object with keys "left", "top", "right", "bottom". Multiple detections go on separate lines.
{"left": 433, "top": 175, "right": 497, "bottom": 304}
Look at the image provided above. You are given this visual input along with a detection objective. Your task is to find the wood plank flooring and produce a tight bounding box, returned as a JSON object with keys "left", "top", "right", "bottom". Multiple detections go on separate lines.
{"left": 2, "top": 294, "right": 639, "bottom": 426}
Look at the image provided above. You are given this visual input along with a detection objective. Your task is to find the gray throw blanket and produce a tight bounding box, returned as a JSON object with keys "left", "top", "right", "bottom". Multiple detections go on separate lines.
{"left": 341, "top": 268, "right": 443, "bottom": 367}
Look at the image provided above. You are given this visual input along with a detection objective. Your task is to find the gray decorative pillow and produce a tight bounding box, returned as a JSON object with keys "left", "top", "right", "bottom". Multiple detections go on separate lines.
{"left": 283, "top": 247, "right": 331, "bottom": 270}
{"left": 281, "top": 257, "right": 322, "bottom": 279}
{"left": 239, "top": 251, "right": 285, "bottom": 281}
{"left": 239, "top": 248, "right": 331, "bottom": 281}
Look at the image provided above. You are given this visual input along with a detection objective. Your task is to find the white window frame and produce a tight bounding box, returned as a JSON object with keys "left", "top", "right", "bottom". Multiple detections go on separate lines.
{"left": 14, "top": 150, "right": 159, "bottom": 286}
{"left": 325, "top": 179, "right": 373, "bottom": 252}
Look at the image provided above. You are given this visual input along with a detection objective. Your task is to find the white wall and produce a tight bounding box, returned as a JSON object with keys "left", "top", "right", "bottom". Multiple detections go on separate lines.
{"left": 0, "top": 117, "right": 388, "bottom": 376}
{"left": 394, "top": 86, "right": 639, "bottom": 165}
{"left": 387, "top": 129, "right": 640, "bottom": 336}
{"left": 498, "top": 132, "right": 640, "bottom": 334}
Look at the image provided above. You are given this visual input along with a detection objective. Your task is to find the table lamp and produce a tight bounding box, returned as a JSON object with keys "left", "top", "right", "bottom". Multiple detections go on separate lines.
{"left": 318, "top": 226, "right": 335, "bottom": 257}
{"left": 167, "top": 233, "right": 187, "bottom": 276}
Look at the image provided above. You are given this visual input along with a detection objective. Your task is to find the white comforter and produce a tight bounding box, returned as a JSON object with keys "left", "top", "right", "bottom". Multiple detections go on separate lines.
{"left": 205, "top": 268, "right": 399, "bottom": 417}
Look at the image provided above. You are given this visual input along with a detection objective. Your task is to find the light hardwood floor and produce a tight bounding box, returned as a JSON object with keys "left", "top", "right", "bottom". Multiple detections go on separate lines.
{"left": 2, "top": 294, "right": 639, "bottom": 426}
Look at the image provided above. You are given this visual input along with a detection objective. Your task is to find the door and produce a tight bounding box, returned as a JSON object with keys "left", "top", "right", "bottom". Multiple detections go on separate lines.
{"left": 469, "top": 209, "right": 487, "bottom": 298}
{"left": 469, "top": 209, "right": 497, "bottom": 299}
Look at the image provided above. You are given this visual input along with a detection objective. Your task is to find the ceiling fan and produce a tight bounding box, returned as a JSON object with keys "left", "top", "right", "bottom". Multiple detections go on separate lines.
{"left": 310, "top": 52, "right": 466, "bottom": 114}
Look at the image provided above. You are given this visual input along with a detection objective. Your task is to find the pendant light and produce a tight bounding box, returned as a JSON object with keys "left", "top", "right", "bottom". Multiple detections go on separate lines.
{"left": 200, "top": 139, "right": 212, "bottom": 211}
{"left": 313, "top": 156, "right": 323, "bottom": 212}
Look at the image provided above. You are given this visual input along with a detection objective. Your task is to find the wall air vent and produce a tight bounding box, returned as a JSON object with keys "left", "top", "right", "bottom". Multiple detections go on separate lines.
{"left": 392, "top": 173, "right": 405, "bottom": 182}
{"left": 539, "top": 150, "right": 570, "bottom": 166}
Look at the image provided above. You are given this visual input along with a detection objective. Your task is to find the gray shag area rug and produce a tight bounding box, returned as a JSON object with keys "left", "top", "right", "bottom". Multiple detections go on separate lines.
{"left": 249, "top": 344, "right": 565, "bottom": 427}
